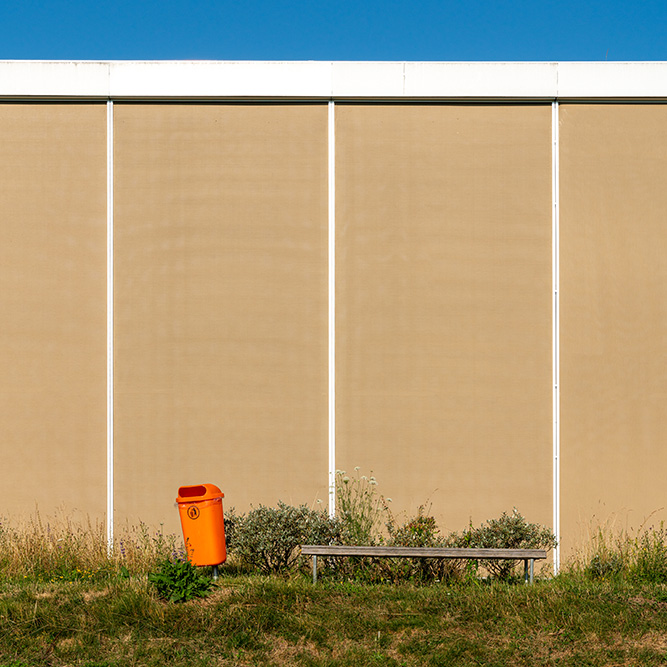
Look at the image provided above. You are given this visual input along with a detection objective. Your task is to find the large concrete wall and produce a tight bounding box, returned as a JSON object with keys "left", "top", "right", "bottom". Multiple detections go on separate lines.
{"left": 0, "top": 67, "right": 666, "bottom": 558}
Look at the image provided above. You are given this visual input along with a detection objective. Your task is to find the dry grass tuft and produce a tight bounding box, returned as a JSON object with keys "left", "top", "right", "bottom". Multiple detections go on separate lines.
{"left": 0, "top": 510, "right": 182, "bottom": 581}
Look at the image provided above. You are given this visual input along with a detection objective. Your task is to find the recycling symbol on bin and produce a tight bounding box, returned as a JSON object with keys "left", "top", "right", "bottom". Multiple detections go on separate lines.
{"left": 187, "top": 506, "right": 200, "bottom": 520}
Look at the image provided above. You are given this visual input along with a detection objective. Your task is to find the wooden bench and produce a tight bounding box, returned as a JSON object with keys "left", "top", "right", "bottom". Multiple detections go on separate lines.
{"left": 300, "top": 545, "right": 547, "bottom": 584}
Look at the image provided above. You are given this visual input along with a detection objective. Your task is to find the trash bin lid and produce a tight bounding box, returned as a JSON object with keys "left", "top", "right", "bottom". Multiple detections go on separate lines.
{"left": 176, "top": 483, "right": 224, "bottom": 503}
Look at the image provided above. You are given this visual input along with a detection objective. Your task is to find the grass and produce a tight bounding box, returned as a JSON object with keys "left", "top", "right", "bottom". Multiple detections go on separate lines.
{"left": 4, "top": 513, "right": 667, "bottom": 665}
{"left": 0, "top": 512, "right": 182, "bottom": 583}
{"left": 3, "top": 572, "right": 667, "bottom": 665}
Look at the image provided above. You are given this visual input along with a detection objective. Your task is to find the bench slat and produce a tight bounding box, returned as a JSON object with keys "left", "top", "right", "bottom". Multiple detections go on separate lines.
{"left": 301, "top": 545, "right": 547, "bottom": 559}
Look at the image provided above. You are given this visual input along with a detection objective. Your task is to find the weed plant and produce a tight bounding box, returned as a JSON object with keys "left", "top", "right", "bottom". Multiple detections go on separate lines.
{"left": 574, "top": 517, "right": 667, "bottom": 584}
{"left": 148, "top": 558, "right": 215, "bottom": 602}
{"left": 634, "top": 523, "right": 667, "bottom": 583}
{"left": 335, "top": 468, "right": 384, "bottom": 545}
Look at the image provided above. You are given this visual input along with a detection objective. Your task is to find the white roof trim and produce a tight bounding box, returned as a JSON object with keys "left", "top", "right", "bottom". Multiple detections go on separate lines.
{"left": 0, "top": 61, "right": 666, "bottom": 99}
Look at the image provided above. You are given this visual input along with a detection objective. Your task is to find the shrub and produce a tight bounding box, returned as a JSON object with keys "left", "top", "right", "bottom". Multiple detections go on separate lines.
{"left": 387, "top": 506, "right": 441, "bottom": 548}
{"left": 230, "top": 502, "right": 339, "bottom": 575}
{"left": 148, "top": 558, "right": 215, "bottom": 602}
{"left": 383, "top": 505, "right": 462, "bottom": 582}
{"left": 223, "top": 506, "right": 239, "bottom": 551}
{"left": 453, "top": 508, "right": 557, "bottom": 580}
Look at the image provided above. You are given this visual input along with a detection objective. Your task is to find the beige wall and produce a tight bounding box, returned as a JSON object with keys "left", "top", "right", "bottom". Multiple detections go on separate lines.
{"left": 0, "top": 104, "right": 107, "bottom": 519}
{"left": 113, "top": 104, "right": 329, "bottom": 532}
{"left": 335, "top": 105, "right": 553, "bottom": 533}
{"left": 560, "top": 104, "right": 667, "bottom": 553}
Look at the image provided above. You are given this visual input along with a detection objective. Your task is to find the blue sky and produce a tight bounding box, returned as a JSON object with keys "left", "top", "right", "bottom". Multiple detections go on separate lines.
{"left": 0, "top": 0, "right": 665, "bottom": 62}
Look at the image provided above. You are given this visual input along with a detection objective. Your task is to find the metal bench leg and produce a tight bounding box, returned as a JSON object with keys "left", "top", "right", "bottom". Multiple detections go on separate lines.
{"left": 313, "top": 555, "right": 318, "bottom": 584}
{"left": 524, "top": 559, "right": 535, "bottom": 584}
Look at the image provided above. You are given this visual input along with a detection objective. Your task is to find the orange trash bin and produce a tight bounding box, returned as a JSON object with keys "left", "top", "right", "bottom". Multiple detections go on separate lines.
{"left": 176, "top": 483, "right": 227, "bottom": 566}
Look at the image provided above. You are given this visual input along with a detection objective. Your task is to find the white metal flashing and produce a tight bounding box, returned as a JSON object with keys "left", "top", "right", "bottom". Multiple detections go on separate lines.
{"left": 0, "top": 61, "right": 109, "bottom": 97}
{"left": 331, "top": 62, "right": 406, "bottom": 97}
{"left": 106, "top": 100, "right": 114, "bottom": 549}
{"left": 109, "top": 61, "right": 332, "bottom": 98}
{"left": 552, "top": 102, "right": 561, "bottom": 573}
{"left": 328, "top": 100, "right": 336, "bottom": 517}
{"left": 557, "top": 62, "right": 667, "bottom": 99}
{"left": 402, "top": 61, "right": 558, "bottom": 98}
{"left": 1, "top": 61, "right": 667, "bottom": 99}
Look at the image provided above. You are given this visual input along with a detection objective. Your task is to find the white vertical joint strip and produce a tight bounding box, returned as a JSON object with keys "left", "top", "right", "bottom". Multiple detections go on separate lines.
{"left": 552, "top": 101, "right": 560, "bottom": 574}
{"left": 328, "top": 100, "right": 336, "bottom": 517}
{"left": 106, "top": 100, "right": 114, "bottom": 550}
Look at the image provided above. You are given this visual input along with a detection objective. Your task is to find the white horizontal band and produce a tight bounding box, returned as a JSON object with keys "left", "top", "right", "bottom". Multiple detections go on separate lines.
{"left": 1, "top": 61, "right": 667, "bottom": 99}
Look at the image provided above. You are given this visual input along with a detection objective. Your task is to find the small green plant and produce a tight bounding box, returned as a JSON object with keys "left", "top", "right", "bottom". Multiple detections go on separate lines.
{"left": 453, "top": 508, "right": 557, "bottom": 580}
{"left": 230, "top": 501, "right": 339, "bottom": 574}
{"left": 587, "top": 551, "right": 625, "bottom": 580}
{"left": 148, "top": 558, "right": 215, "bottom": 602}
